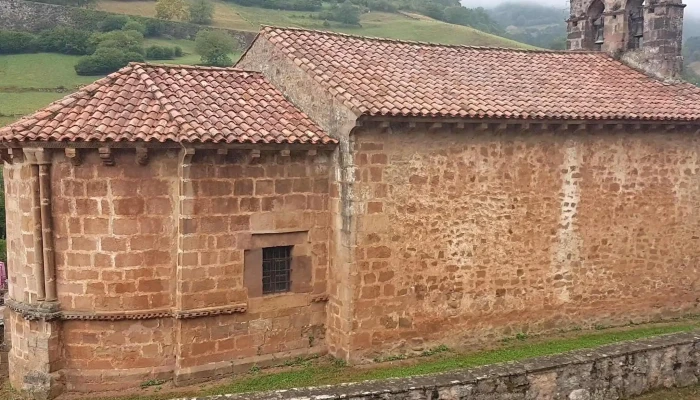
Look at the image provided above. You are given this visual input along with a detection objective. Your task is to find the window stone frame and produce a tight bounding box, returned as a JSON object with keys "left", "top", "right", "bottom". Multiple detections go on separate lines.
{"left": 243, "top": 231, "right": 312, "bottom": 298}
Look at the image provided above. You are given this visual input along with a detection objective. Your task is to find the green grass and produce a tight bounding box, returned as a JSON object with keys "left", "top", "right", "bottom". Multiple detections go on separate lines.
{"left": 0, "top": 37, "right": 236, "bottom": 125}
{"left": 637, "top": 384, "right": 700, "bottom": 400}
{"left": 41, "top": 320, "right": 698, "bottom": 400}
{"left": 0, "top": 53, "right": 97, "bottom": 90}
{"left": 0, "top": 116, "right": 18, "bottom": 127}
{"left": 96, "top": 0, "right": 534, "bottom": 49}
{"left": 331, "top": 13, "right": 531, "bottom": 47}
{"left": 142, "top": 38, "right": 240, "bottom": 65}
{"left": 0, "top": 92, "right": 68, "bottom": 116}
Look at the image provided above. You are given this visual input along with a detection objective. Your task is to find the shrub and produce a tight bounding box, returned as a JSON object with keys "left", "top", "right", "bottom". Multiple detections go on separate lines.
{"left": 174, "top": 46, "right": 183, "bottom": 57}
{"left": 99, "top": 14, "right": 132, "bottom": 32}
{"left": 366, "top": 0, "right": 396, "bottom": 12}
{"left": 318, "top": 1, "right": 361, "bottom": 25}
{"left": 419, "top": 3, "right": 444, "bottom": 21}
{"left": 195, "top": 30, "right": 234, "bottom": 67}
{"left": 35, "top": 27, "right": 92, "bottom": 55}
{"left": 156, "top": 0, "right": 188, "bottom": 21}
{"left": 145, "top": 45, "right": 175, "bottom": 59}
{"left": 122, "top": 21, "right": 146, "bottom": 35}
{"left": 74, "top": 47, "right": 144, "bottom": 75}
{"left": 144, "top": 19, "right": 165, "bottom": 37}
{"left": 32, "top": 0, "right": 96, "bottom": 6}
{"left": 189, "top": 0, "right": 214, "bottom": 25}
{"left": 90, "top": 30, "right": 145, "bottom": 55}
{"left": 228, "top": 0, "right": 322, "bottom": 11}
{"left": 0, "top": 31, "right": 37, "bottom": 54}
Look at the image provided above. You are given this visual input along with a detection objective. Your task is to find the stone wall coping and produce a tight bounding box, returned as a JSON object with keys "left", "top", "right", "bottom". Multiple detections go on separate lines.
{"left": 171, "top": 330, "right": 700, "bottom": 400}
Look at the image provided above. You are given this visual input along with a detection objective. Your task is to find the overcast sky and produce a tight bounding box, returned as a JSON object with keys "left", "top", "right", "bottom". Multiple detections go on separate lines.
{"left": 460, "top": 0, "right": 699, "bottom": 17}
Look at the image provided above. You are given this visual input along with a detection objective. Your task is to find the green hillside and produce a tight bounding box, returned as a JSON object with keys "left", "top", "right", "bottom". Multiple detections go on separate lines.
{"left": 96, "top": 0, "right": 531, "bottom": 48}
{"left": 0, "top": 0, "right": 533, "bottom": 128}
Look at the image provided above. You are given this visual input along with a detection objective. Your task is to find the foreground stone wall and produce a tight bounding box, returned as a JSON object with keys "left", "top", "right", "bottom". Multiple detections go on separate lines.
{"left": 178, "top": 331, "right": 700, "bottom": 400}
{"left": 0, "top": 0, "right": 257, "bottom": 47}
{"left": 348, "top": 127, "right": 700, "bottom": 360}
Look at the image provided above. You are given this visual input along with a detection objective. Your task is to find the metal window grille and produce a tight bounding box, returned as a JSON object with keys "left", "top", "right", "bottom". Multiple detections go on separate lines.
{"left": 262, "top": 246, "right": 292, "bottom": 295}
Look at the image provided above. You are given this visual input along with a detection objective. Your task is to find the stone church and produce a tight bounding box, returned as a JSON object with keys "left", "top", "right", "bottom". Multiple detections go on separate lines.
{"left": 0, "top": 0, "right": 698, "bottom": 398}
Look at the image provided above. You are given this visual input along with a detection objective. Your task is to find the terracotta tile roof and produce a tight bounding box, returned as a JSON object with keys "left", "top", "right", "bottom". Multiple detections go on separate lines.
{"left": 255, "top": 26, "right": 700, "bottom": 122}
{"left": 0, "top": 63, "right": 335, "bottom": 144}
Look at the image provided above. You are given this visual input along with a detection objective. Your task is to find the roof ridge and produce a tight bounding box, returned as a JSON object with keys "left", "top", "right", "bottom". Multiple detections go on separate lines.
{"left": 130, "top": 64, "right": 180, "bottom": 127}
{"left": 259, "top": 25, "right": 603, "bottom": 55}
{"left": 127, "top": 62, "right": 263, "bottom": 74}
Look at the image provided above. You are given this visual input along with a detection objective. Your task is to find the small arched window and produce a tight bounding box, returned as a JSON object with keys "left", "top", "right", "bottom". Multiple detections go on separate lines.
{"left": 628, "top": 0, "right": 645, "bottom": 49}
{"left": 588, "top": 0, "right": 606, "bottom": 51}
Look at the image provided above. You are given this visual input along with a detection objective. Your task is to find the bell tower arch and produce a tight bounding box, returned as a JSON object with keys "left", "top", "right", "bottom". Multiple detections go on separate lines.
{"left": 566, "top": 0, "right": 686, "bottom": 79}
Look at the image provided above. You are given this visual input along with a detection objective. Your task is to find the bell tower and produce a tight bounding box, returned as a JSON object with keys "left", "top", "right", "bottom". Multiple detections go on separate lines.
{"left": 567, "top": 0, "right": 686, "bottom": 80}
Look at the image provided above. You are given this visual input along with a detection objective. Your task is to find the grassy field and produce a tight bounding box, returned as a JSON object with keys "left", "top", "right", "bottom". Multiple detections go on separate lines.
{"left": 0, "top": 320, "right": 694, "bottom": 400}
{"left": 690, "top": 61, "right": 700, "bottom": 76}
{"left": 1, "top": 0, "right": 533, "bottom": 127}
{"left": 0, "top": 53, "right": 97, "bottom": 90}
{"left": 637, "top": 385, "right": 700, "bottom": 399}
{"left": 0, "top": 39, "right": 239, "bottom": 127}
{"left": 96, "top": 0, "right": 533, "bottom": 48}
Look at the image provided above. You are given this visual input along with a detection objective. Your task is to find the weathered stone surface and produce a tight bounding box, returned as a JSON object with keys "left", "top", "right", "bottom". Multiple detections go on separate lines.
{"left": 5, "top": 148, "right": 334, "bottom": 396}
{"left": 341, "top": 128, "right": 700, "bottom": 361}
{"left": 567, "top": 0, "right": 685, "bottom": 79}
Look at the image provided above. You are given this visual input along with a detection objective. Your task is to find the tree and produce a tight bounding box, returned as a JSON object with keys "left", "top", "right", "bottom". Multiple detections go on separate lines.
{"left": 318, "top": 1, "right": 361, "bottom": 26}
{"left": 336, "top": 1, "right": 361, "bottom": 25}
{"left": 189, "top": 0, "right": 215, "bottom": 25}
{"left": 195, "top": 30, "right": 235, "bottom": 67}
{"left": 155, "top": 0, "right": 188, "bottom": 21}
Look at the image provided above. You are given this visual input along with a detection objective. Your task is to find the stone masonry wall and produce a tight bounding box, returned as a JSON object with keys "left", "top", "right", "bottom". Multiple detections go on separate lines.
{"left": 237, "top": 32, "right": 362, "bottom": 362}
{"left": 52, "top": 150, "right": 179, "bottom": 313}
{"left": 348, "top": 127, "right": 700, "bottom": 360}
{"left": 176, "top": 331, "right": 700, "bottom": 400}
{"left": 0, "top": 0, "right": 257, "bottom": 47}
{"left": 174, "top": 150, "right": 331, "bottom": 384}
{"left": 4, "top": 161, "right": 39, "bottom": 304}
{"left": 50, "top": 149, "right": 179, "bottom": 392}
{"left": 5, "top": 147, "right": 334, "bottom": 395}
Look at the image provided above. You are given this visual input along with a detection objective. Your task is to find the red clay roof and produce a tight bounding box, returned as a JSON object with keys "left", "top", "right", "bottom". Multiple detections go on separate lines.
{"left": 0, "top": 63, "right": 334, "bottom": 144}
{"left": 255, "top": 26, "right": 700, "bottom": 122}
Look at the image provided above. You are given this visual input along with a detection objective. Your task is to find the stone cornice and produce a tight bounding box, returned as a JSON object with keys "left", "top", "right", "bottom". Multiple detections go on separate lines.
{"left": 173, "top": 304, "right": 248, "bottom": 319}
{"left": 7, "top": 299, "right": 249, "bottom": 321}
{"left": 6, "top": 299, "right": 61, "bottom": 321}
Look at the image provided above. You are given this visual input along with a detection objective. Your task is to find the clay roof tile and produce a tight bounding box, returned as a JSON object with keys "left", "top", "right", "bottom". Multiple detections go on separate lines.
{"left": 0, "top": 63, "right": 334, "bottom": 145}
{"left": 256, "top": 26, "right": 700, "bottom": 122}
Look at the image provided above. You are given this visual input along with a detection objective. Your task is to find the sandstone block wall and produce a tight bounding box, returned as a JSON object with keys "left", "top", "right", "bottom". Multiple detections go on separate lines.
{"left": 348, "top": 128, "right": 700, "bottom": 359}
{"left": 4, "top": 161, "right": 39, "bottom": 304}
{"left": 4, "top": 147, "right": 334, "bottom": 394}
{"left": 174, "top": 151, "right": 331, "bottom": 383}
{"left": 236, "top": 33, "right": 360, "bottom": 362}
{"left": 52, "top": 150, "right": 179, "bottom": 314}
